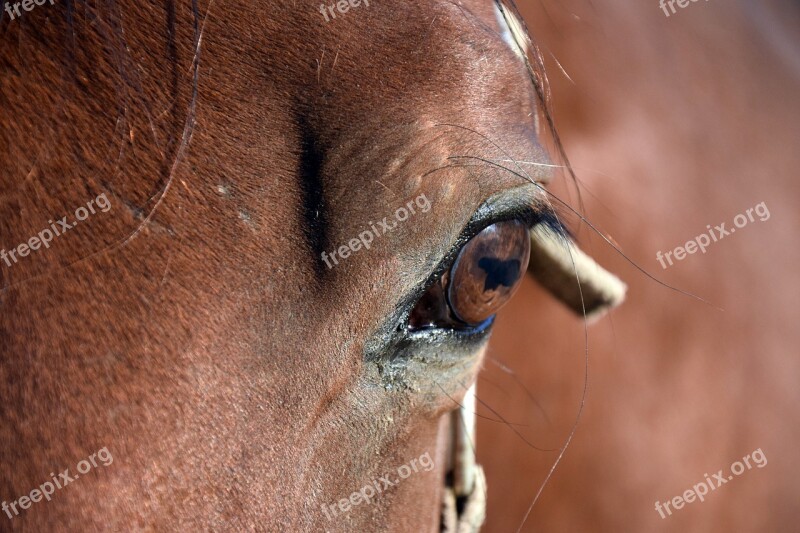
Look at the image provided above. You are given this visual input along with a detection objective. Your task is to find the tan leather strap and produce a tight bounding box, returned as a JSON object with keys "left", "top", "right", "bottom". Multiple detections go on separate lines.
{"left": 527, "top": 223, "right": 627, "bottom": 321}
{"left": 443, "top": 383, "right": 486, "bottom": 532}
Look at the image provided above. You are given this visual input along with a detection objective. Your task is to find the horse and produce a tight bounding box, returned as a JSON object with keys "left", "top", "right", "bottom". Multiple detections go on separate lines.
{"left": 0, "top": 1, "right": 626, "bottom": 531}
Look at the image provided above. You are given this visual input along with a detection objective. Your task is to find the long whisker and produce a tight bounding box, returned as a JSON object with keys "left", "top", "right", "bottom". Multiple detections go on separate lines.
{"left": 429, "top": 124, "right": 713, "bottom": 306}
{"left": 433, "top": 121, "right": 582, "bottom": 220}
{"left": 494, "top": 0, "right": 585, "bottom": 213}
{"left": 466, "top": 382, "right": 559, "bottom": 452}
{"left": 428, "top": 125, "right": 714, "bottom": 528}
{"left": 493, "top": 159, "right": 565, "bottom": 170}
{"left": 450, "top": 130, "right": 595, "bottom": 530}
{"left": 494, "top": 159, "right": 623, "bottom": 183}
{"left": 437, "top": 380, "right": 558, "bottom": 453}
{"left": 448, "top": 154, "right": 718, "bottom": 308}
{"left": 515, "top": 202, "right": 589, "bottom": 533}
{"left": 486, "top": 356, "right": 552, "bottom": 426}
{"left": 432, "top": 126, "right": 591, "bottom": 530}
{"left": 433, "top": 122, "right": 542, "bottom": 188}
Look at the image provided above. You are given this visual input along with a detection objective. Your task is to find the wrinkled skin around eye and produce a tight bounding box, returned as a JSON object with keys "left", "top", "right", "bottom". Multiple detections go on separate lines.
{"left": 409, "top": 220, "right": 531, "bottom": 329}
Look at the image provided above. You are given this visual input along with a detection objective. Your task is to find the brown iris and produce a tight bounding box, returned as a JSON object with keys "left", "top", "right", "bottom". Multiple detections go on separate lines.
{"left": 409, "top": 220, "right": 530, "bottom": 330}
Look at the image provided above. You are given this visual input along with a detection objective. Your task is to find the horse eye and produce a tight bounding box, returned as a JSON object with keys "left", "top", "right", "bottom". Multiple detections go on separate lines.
{"left": 409, "top": 220, "right": 530, "bottom": 330}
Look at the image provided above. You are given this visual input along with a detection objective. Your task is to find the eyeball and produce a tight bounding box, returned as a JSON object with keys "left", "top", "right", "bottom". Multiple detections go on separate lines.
{"left": 409, "top": 220, "right": 530, "bottom": 330}
{"left": 447, "top": 220, "right": 530, "bottom": 325}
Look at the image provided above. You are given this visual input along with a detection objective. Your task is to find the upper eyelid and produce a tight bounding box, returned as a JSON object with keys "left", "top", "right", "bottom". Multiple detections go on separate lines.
{"left": 464, "top": 184, "right": 547, "bottom": 235}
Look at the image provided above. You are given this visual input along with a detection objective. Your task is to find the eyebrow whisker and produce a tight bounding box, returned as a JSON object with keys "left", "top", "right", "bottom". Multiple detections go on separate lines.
{"left": 448, "top": 154, "right": 716, "bottom": 308}
{"left": 492, "top": 159, "right": 564, "bottom": 169}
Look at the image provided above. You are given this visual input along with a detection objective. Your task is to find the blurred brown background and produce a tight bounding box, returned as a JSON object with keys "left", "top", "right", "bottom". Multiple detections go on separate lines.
{"left": 478, "top": 0, "right": 800, "bottom": 531}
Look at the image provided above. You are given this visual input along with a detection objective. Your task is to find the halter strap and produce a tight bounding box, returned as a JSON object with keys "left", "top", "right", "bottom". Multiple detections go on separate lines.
{"left": 442, "top": 383, "right": 486, "bottom": 532}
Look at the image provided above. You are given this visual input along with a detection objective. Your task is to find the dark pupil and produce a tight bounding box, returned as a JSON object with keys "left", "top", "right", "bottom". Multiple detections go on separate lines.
{"left": 478, "top": 257, "right": 522, "bottom": 291}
